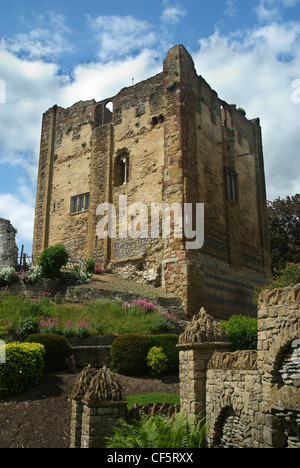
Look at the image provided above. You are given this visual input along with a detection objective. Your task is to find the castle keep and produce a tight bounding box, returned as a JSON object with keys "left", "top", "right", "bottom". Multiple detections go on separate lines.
{"left": 32, "top": 45, "right": 271, "bottom": 318}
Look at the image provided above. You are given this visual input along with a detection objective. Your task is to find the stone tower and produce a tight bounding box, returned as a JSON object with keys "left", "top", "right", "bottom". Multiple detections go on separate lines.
{"left": 32, "top": 45, "right": 271, "bottom": 318}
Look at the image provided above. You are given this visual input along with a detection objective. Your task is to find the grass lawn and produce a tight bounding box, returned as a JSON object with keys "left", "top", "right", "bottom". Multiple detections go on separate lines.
{"left": 126, "top": 393, "right": 180, "bottom": 410}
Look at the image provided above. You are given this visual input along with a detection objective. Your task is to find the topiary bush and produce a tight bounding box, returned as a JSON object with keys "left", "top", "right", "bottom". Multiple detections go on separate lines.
{"left": 38, "top": 244, "right": 69, "bottom": 278}
{"left": 110, "top": 334, "right": 151, "bottom": 376}
{"left": 220, "top": 315, "right": 258, "bottom": 351}
{"left": 25, "top": 333, "right": 72, "bottom": 372}
{"left": 148, "top": 334, "right": 179, "bottom": 373}
{"left": 0, "top": 342, "right": 45, "bottom": 397}
{"left": 147, "top": 346, "right": 168, "bottom": 376}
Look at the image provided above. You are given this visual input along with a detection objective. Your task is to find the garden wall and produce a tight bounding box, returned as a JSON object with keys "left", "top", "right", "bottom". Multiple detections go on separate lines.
{"left": 178, "top": 283, "right": 300, "bottom": 448}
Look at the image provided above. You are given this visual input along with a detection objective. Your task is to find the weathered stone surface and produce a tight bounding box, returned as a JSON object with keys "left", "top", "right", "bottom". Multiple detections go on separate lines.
{"left": 0, "top": 218, "right": 18, "bottom": 269}
{"left": 83, "top": 366, "right": 125, "bottom": 403}
{"left": 178, "top": 307, "right": 229, "bottom": 344}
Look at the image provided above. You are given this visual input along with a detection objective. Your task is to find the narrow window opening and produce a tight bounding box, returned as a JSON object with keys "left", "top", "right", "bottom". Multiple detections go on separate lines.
{"left": 225, "top": 168, "right": 238, "bottom": 203}
{"left": 121, "top": 157, "right": 129, "bottom": 185}
{"left": 221, "top": 105, "right": 232, "bottom": 129}
{"left": 104, "top": 101, "right": 113, "bottom": 124}
{"left": 114, "top": 150, "right": 130, "bottom": 186}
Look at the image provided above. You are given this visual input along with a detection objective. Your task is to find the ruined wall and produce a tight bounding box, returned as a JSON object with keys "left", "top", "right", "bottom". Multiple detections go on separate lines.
{"left": 179, "top": 284, "right": 300, "bottom": 448}
{"left": 0, "top": 218, "right": 18, "bottom": 269}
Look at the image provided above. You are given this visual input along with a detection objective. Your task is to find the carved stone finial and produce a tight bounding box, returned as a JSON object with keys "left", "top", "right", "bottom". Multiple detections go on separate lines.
{"left": 178, "top": 307, "right": 228, "bottom": 345}
{"left": 70, "top": 365, "right": 98, "bottom": 399}
{"left": 83, "top": 366, "right": 125, "bottom": 403}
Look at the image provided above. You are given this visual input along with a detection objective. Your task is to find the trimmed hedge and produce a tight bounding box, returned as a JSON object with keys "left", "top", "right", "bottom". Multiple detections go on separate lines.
{"left": 0, "top": 342, "right": 45, "bottom": 398}
{"left": 25, "top": 333, "right": 72, "bottom": 372}
{"left": 110, "top": 333, "right": 179, "bottom": 376}
{"left": 110, "top": 334, "right": 151, "bottom": 376}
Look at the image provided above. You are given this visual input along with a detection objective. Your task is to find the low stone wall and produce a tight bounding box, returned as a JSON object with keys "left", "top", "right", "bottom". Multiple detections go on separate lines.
{"left": 178, "top": 284, "right": 300, "bottom": 448}
{"left": 71, "top": 345, "right": 111, "bottom": 368}
{"left": 206, "top": 351, "right": 259, "bottom": 448}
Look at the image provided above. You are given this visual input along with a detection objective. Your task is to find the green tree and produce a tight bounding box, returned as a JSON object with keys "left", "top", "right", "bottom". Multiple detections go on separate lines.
{"left": 267, "top": 194, "right": 300, "bottom": 272}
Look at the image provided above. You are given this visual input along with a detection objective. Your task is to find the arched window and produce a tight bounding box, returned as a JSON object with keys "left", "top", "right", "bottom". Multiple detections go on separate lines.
{"left": 104, "top": 101, "right": 113, "bottom": 124}
{"left": 114, "top": 149, "right": 129, "bottom": 186}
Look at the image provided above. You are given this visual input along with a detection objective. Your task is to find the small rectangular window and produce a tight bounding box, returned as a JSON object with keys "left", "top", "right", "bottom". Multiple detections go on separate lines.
{"left": 70, "top": 193, "right": 90, "bottom": 214}
{"left": 225, "top": 168, "right": 238, "bottom": 203}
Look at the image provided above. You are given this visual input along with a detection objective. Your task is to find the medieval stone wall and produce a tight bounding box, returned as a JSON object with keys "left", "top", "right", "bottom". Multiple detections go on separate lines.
{"left": 178, "top": 284, "right": 300, "bottom": 448}
{"left": 0, "top": 218, "right": 18, "bottom": 269}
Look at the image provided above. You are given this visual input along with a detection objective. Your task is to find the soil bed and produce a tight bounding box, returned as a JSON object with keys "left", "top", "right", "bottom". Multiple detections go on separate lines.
{"left": 0, "top": 371, "right": 179, "bottom": 449}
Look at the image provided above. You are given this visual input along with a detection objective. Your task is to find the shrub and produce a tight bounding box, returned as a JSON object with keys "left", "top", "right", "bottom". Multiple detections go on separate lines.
{"left": 83, "top": 258, "right": 95, "bottom": 274}
{"left": 110, "top": 334, "right": 151, "bottom": 376}
{"left": 110, "top": 333, "right": 179, "bottom": 376}
{"left": 18, "top": 318, "right": 39, "bottom": 339}
{"left": 0, "top": 267, "right": 16, "bottom": 287}
{"left": 221, "top": 315, "right": 258, "bottom": 351}
{"left": 73, "top": 269, "right": 92, "bottom": 284}
{"left": 148, "top": 334, "right": 179, "bottom": 373}
{"left": 106, "top": 412, "right": 207, "bottom": 448}
{"left": 25, "top": 333, "right": 72, "bottom": 372}
{"left": 147, "top": 346, "right": 168, "bottom": 376}
{"left": 0, "top": 342, "right": 45, "bottom": 397}
{"left": 38, "top": 244, "right": 69, "bottom": 278}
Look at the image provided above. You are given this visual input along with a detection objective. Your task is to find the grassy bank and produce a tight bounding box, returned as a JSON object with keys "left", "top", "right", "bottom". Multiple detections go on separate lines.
{"left": 0, "top": 293, "right": 176, "bottom": 338}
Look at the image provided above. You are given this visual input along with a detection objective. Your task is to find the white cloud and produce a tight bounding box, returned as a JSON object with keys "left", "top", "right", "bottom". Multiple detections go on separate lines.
{"left": 255, "top": 0, "right": 300, "bottom": 22}
{"left": 0, "top": 47, "right": 68, "bottom": 162}
{"left": 87, "top": 15, "right": 157, "bottom": 61}
{"left": 193, "top": 22, "right": 300, "bottom": 200}
{"left": 160, "top": 6, "right": 186, "bottom": 24}
{"left": 1, "top": 12, "right": 72, "bottom": 61}
{"left": 62, "top": 50, "right": 162, "bottom": 106}
{"left": 225, "top": 0, "right": 238, "bottom": 18}
{"left": 0, "top": 193, "right": 34, "bottom": 245}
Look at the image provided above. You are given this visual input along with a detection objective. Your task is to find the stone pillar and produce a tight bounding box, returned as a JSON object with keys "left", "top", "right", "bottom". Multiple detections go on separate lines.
{"left": 69, "top": 365, "right": 98, "bottom": 448}
{"left": 81, "top": 400, "right": 127, "bottom": 449}
{"left": 177, "top": 308, "right": 231, "bottom": 421}
{"left": 69, "top": 365, "right": 127, "bottom": 449}
{"left": 0, "top": 218, "right": 18, "bottom": 269}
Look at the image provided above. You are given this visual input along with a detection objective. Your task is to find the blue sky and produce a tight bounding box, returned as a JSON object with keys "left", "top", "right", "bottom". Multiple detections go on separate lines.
{"left": 0, "top": 0, "right": 300, "bottom": 256}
